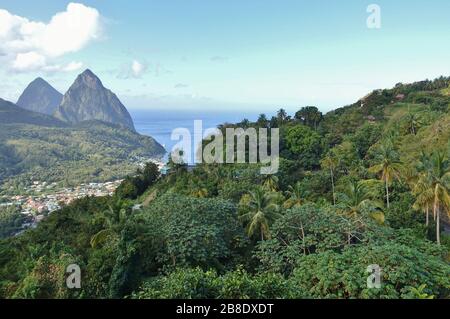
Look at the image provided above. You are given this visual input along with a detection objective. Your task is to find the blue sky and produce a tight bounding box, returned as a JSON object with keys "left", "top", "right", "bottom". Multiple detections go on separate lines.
{"left": 0, "top": 0, "right": 449, "bottom": 113}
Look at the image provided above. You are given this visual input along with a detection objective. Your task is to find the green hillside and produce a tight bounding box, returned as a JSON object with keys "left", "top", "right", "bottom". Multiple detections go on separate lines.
{"left": 0, "top": 77, "right": 449, "bottom": 299}
{"left": 0, "top": 120, "right": 165, "bottom": 191}
{"left": 0, "top": 98, "right": 66, "bottom": 127}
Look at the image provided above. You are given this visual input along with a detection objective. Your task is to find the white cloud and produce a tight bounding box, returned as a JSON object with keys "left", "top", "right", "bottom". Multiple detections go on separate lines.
{"left": 131, "top": 60, "right": 147, "bottom": 77}
{"left": 118, "top": 60, "right": 148, "bottom": 79}
{"left": 0, "top": 3, "right": 101, "bottom": 72}
{"left": 12, "top": 52, "right": 46, "bottom": 71}
{"left": 61, "top": 61, "right": 83, "bottom": 72}
{"left": 40, "top": 61, "right": 84, "bottom": 73}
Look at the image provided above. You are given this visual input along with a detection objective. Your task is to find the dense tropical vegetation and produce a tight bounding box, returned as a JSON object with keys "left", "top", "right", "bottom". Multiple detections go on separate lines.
{"left": 1, "top": 77, "right": 450, "bottom": 299}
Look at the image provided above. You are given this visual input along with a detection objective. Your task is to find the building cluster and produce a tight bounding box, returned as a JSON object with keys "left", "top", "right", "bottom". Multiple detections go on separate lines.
{"left": 0, "top": 180, "right": 123, "bottom": 231}
{"left": 0, "top": 159, "right": 168, "bottom": 235}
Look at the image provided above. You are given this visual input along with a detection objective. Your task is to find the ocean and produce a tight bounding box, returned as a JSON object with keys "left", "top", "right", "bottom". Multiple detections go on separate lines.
{"left": 130, "top": 110, "right": 262, "bottom": 164}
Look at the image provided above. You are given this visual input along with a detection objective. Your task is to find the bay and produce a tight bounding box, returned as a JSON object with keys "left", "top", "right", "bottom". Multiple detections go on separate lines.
{"left": 130, "top": 110, "right": 261, "bottom": 164}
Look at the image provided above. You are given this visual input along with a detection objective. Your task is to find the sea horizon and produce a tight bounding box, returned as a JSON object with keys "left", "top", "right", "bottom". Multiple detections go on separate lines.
{"left": 130, "top": 109, "right": 264, "bottom": 163}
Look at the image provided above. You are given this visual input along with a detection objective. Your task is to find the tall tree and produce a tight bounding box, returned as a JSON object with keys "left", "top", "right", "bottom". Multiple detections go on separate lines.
{"left": 257, "top": 114, "right": 269, "bottom": 128}
{"left": 404, "top": 111, "right": 422, "bottom": 135}
{"left": 412, "top": 174, "right": 434, "bottom": 227}
{"left": 276, "top": 108, "right": 289, "bottom": 126}
{"left": 368, "top": 142, "right": 403, "bottom": 209}
{"left": 427, "top": 152, "right": 450, "bottom": 245}
{"left": 321, "top": 154, "right": 339, "bottom": 205}
{"left": 410, "top": 151, "right": 435, "bottom": 227}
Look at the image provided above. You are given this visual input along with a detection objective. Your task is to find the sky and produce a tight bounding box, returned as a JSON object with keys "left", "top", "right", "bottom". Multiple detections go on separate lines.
{"left": 0, "top": 0, "right": 449, "bottom": 113}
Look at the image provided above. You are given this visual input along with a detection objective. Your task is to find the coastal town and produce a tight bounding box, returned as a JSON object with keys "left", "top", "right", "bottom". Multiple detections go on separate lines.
{"left": 0, "top": 159, "right": 167, "bottom": 233}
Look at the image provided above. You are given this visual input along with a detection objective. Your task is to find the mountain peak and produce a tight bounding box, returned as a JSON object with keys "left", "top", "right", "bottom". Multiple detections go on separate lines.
{"left": 32, "top": 77, "right": 46, "bottom": 84}
{"left": 75, "top": 69, "right": 103, "bottom": 89}
{"left": 54, "top": 69, "right": 135, "bottom": 131}
{"left": 16, "top": 78, "right": 62, "bottom": 115}
{"left": 29, "top": 77, "right": 52, "bottom": 88}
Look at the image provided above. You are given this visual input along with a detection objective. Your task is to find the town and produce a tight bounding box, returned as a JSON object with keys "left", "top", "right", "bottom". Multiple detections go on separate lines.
{"left": 0, "top": 159, "right": 167, "bottom": 234}
{"left": 0, "top": 180, "right": 123, "bottom": 231}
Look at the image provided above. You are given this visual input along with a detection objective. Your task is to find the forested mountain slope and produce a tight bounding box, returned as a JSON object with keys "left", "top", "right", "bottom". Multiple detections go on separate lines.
{"left": 0, "top": 120, "right": 165, "bottom": 189}
{"left": 0, "top": 77, "right": 449, "bottom": 299}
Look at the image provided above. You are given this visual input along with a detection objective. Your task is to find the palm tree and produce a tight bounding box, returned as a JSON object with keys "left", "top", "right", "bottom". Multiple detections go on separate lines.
{"left": 283, "top": 182, "right": 304, "bottom": 209}
{"left": 412, "top": 173, "right": 434, "bottom": 227}
{"left": 239, "top": 118, "right": 250, "bottom": 128}
{"left": 90, "top": 201, "right": 128, "bottom": 248}
{"left": 368, "top": 142, "right": 404, "bottom": 209}
{"left": 276, "top": 108, "right": 289, "bottom": 126}
{"left": 321, "top": 154, "right": 339, "bottom": 205}
{"left": 338, "top": 180, "right": 383, "bottom": 222}
{"left": 262, "top": 174, "right": 279, "bottom": 192}
{"left": 239, "top": 187, "right": 280, "bottom": 241}
{"left": 408, "top": 152, "right": 434, "bottom": 226}
{"left": 404, "top": 111, "right": 422, "bottom": 135}
{"left": 427, "top": 152, "right": 450, "bottom": 245}
{"left": 257, "top": 114, "right": 269, "bottom": 128}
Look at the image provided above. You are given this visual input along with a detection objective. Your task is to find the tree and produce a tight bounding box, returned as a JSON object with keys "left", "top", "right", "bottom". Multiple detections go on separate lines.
{"left": 276, "top": 108, "right": 289, "bottom": 126}
{"left": 338, "top": 180, "right": 384, "bottom": 222}
{"left": 115, "top": 162, "right": 161, "bottom": 199}
{"left": 410, "top": 152, "right": 434, "bottom": 226}
{"left": 239, "top": 187, "right": 280, "bottom": 241}
{"left": 239, "top": 118, "right": 250, "bottom": 128}
{"left": 321, "top": 154, "right": 339, "bottom": 205}
{"left": 90, "top": 200, "right": 130, "bottom": 248}
{"left": 368, "top": 142, "right": 404, "bottom": 209}
{"left": 426, "top": 152, "right": 450, "bottom": 245}
{"left": 283, "top": 182, "right": 305, "bottom": 209}
{"left": 283, "top": 125, "right": 323, "bottom": 169}
{"left": 412, "top": 173, "right": 434, "bottom": 227}
{"left": 256, "top": 114, "right": 269, "bottom": 128}
{"left": 295, "top": 106, "right": 323, "bottom": 130}
{"left": 404, "top": 111, "right": 422, "bottom": 135}
{"left": 262, "top": 174, "right": 279, "bottom": 192}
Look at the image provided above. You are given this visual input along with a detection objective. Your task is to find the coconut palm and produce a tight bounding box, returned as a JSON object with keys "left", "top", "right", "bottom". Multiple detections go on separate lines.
{"left": 276, "top": 108, "right": 289, "bottom": 126}
{"left": 412, "top": 173, "right": 434, "bottom": 227}
{"left": 90, "top": 201, "right": 128, "bottom": 248}
{"left": 338, "top": 180, "right": 384, "bottom": 223}
{"left": 407, "top": 152, "right": 434, "bottom": 226}
{"left": 239, "top": 118, "right": 250, "bottom": 128}
{"left": 239, "top": 187, "right": 280, "bottom": 241}
{"left": 283, "top": 182, "right": 304, "bottom": 209}
{"left": 368, "top": 142, "right": 404, "bottom": 209}
{"left": 427, "top": 152, "right": 450, "bottom": 245}
{"left": 262, "top": 174, "right": 279, "bottom": 192}
{"left": 404, "top": 111, "right": 422, "bottom": 135}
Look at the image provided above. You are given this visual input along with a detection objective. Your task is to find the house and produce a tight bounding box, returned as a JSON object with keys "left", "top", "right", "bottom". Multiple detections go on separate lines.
{"left": 366, "top": 115, "right": 376, "bottom": 123}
